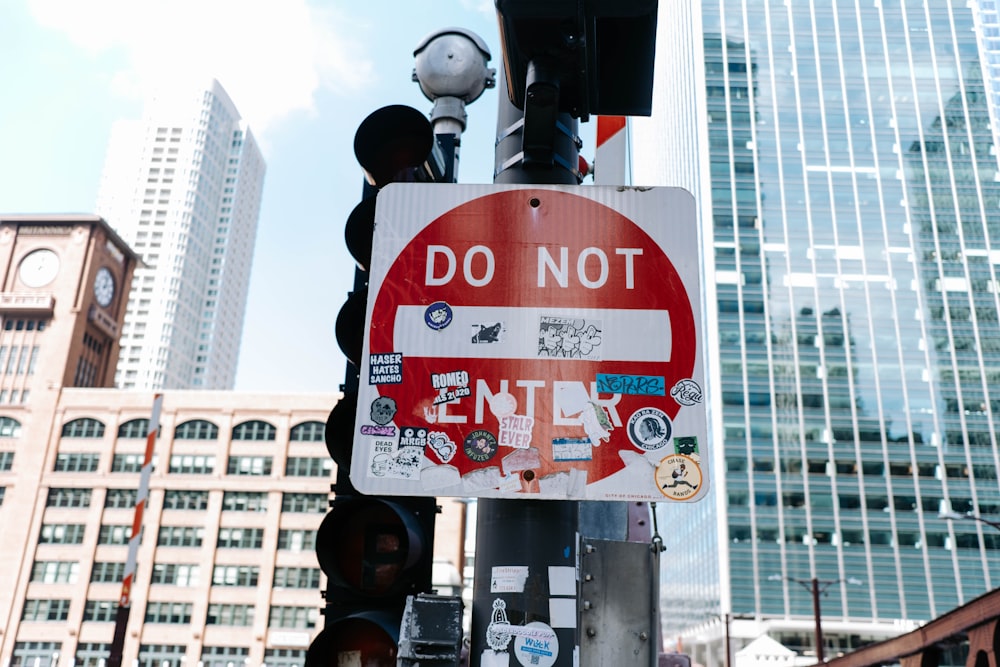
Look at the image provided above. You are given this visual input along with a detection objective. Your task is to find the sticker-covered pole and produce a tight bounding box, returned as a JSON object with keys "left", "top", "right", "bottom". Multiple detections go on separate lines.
{"left": 469, "top": 68, "right": 580, "bottom": 667}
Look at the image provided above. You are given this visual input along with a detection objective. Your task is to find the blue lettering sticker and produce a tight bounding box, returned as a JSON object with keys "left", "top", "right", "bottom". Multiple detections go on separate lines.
{"left": 596, "top": 373, "right": 666, "bottom": 396}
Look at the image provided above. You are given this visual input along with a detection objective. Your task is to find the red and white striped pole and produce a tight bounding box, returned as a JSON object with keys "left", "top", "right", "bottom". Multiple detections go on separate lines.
{"left": 594, "top": 115, "right": 628, "bottom": 186}
{"left": 108, "top": 393, "right": 164, "bottom": 667}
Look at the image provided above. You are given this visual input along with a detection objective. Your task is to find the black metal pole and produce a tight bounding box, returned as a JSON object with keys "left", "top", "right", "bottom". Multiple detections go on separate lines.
{"left": 811, "top": 578, "right": 825, "bottom": 663}
{"left": 107, "top": 605, "right": 130, "bottom": 667}
{"left": 724, "top": 613, "right": 732, "bottom": 667}
{"left": 469, "top": 69, "right": 580, "bottom": 667}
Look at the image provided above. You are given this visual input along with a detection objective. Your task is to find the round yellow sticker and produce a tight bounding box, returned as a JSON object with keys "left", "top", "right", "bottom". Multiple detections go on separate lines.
{"left": 655, "top": 454, "right": 702, "bottom": 500}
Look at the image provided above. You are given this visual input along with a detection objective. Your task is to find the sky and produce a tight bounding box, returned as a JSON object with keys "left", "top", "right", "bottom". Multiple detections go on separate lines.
{"left": 0, "top": 0, "right": 596, "bottom": 392}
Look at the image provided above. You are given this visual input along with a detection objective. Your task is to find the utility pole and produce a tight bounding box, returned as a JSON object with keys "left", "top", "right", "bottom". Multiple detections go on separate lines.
{"left": 769, "top": 575, "right": 863, "bottom": 663}
{"left": 469, "top": 69, "right": 583, "bottom": 667}
{"left": 811, "top": 578, "right": 825, "bottom": 664}
{"left": 470, "top": 3, "right": 659, "bottom": 665}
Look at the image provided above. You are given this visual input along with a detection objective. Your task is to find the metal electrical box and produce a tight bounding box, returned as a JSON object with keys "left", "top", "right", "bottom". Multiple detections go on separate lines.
{"left": 579, "top": 537, "right": 660, "bottom": 667}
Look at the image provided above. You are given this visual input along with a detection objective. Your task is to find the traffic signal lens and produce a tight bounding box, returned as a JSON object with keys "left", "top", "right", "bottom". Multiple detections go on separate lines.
{"left": 353, "top": 105, "right": 434, "bottom": 187}
{"left": 316, "top": 498, "right": 425, "bottom": 598}
{"left": 345, "top": 196, "right": 377, "bottom": 271}
{"left": 305, "top": 617, "right": 398, "bottom": 667}
{"left": 335, "top": 288, "right": 368, "bottom": 368}
{"left": 325, "top": 392, "right": 358, "bottom": 469}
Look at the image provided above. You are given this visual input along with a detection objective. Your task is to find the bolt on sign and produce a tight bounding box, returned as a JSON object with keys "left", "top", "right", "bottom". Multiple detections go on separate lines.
{"left": 352, "top": 184, "right": 709, "bottom": 502}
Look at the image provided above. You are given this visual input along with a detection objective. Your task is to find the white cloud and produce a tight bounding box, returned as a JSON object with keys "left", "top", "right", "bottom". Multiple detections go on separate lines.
{"left": 27, "top": 0, "right": 375, "bottom": 133}
{"left": 460, "top": 0, "right": 493, "bottom": 16}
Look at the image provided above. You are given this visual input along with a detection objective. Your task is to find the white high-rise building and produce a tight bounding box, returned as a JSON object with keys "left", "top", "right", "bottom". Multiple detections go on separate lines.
{"left": 96, "top": 79, "right": 265, "bottom": 390}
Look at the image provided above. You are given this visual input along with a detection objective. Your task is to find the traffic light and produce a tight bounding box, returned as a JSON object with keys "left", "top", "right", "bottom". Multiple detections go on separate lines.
{"left": 495, "top": 0, "right": 658, "bottom": 119}
{"left": 307, "top": 105, "right": 449, "bottom": 667}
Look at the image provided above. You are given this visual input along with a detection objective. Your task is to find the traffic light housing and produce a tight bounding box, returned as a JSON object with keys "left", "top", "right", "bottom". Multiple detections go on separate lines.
{"left": 307, "top": 104, "right": 450, "bottom": 667}
{"left": 495, "top": 0, "right": 658, "bottom": 119}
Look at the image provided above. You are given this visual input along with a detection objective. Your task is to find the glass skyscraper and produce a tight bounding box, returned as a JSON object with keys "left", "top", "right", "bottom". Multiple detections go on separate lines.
{"left": 633, "top": 1, "right": 1000, "bottom": 662}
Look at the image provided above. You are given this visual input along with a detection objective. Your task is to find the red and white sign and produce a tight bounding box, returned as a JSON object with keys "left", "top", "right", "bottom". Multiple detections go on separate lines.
{"left": 352, "top": 184, "right": 708, "bottom": 501}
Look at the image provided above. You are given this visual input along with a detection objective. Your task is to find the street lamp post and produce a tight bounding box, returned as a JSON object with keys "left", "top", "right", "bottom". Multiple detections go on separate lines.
{"left": 939, "top": 505, "right": 1000, "bottom": 532}
{"left": 768, "top": 575, "right": 863, "bottom": 663}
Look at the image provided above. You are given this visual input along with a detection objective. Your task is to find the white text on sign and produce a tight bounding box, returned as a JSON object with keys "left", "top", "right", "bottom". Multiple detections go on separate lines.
{"left": 425, "top": 245, "right": 644, "bottom": 289}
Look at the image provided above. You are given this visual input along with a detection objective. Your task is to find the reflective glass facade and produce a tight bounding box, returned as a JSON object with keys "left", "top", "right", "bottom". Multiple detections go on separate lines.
{"left": 634, "top": 0, "right": 1000, "bottom": 658}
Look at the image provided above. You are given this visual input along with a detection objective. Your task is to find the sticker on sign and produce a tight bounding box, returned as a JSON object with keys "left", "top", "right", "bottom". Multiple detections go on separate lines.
{"left": 351, "top": 184, "right": 709, "bottom": 502}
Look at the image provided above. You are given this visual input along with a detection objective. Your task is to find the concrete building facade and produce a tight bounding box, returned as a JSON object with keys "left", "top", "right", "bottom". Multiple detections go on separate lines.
{"left": 0, "top": 215, "right": 465, "bottom": 667}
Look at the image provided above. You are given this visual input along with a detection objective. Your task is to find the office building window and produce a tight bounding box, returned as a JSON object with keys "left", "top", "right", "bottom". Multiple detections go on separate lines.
{"left": 212, "top": 565, "right": 259, "bottom": 587}
{"left": 145, "top": 602, "right": 193, "bottom": 624}
{"left": 46, "top": 487, "right": 91, "bottom": 507}
{"left": 157, "top": 526, "right": 204, "bottom": 547}
{"left": 277, "top": 529, "right": 316, "bottom": 552}
{"left": 104, "top": 488, "right": 137, "bottom": 508}
{"left": 201, "top": 647, "right": 249, "bottom": 667}
{"left": 206, "top": 603, "right": 255, "bottom": 626}
{"left": 111, "top": 453, "right": 155, "bottom": 473}
{"left": 31, "top": 560, "right": 79, "bottom": 583}
{"left": 53, "top": 453, "right": 100, "bottom": 472}
{"left": 91, "top": 562, "right": 126, "bottom": 583}
{"left": 22, "top": 599, "right": 71, "bottom": 621}
{"left": 163, "top": 489, "right": 209, "bottom": 510}
{"left": 285, "top": 457, "right": 332, "bottom": 477}
{"left": 82, "top": 601, "right": 117, "bottom": 623}
{"left": 217, "top": 527, "right": 263, "bottom": 549}
{"left": 75, "top": 643, "right": 112, "bottom": 667}
{"left": 98, "top": 524, "right": 135, "bottom": 545}
{"left": 289, "top": 421, "right": 324, "bottom": 442}
{"left": 264, "top": 649, "right": 305, "bottom": 667}
{"left": 169, "top": 454, "right": 215, "bottom": 474}
{"left": 150, "top": 563, "right": 200, "bottom": 586}
{"left": 137, "top": 645, "right": 185, "bottom": 667}
{"left": 227, "top": 455, "right": 272, "bottom": 476}
{"left": 174, "top": 419, "right": 218, "bottom": 440}
{"left": 61, "top": 418, "right": 105, "bottom": 438}
{"left": 0, "top": 450, "right": 12, "bottom": 471}
{"left": 10, "top": 642, "right": 61, "bottom": 667}
{"left": 281, "top": 492, "right": 327, "bottom": 513}
{"left": 117, "top": 418, "right": 154, "bottom": 439}
{"left": 222, "top": 491, "right": 267, "bottom": 512}
{"left": 232, "top": 420, "right": 276, "bottom": 441}
{"left": 0, "top": 416, "right": 22, "bottom": 437}
{"left": 39, "top": 523, "right": 85, "bottom": 544}
{"left": 273, "top": 567, "right": 321, "bottom": 589}
{"left": 268, "top": 605, "right": 319, "bottom": 629}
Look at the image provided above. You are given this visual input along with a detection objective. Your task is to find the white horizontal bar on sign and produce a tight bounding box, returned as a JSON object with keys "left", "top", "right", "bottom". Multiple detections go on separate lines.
{"left": 391, "top": 306, "right": 672, "bottom": 362}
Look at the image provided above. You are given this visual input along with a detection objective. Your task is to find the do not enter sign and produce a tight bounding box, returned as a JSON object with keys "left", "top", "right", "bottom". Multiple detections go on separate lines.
{"left": 352, "top": 184, "right": 708, "bottom": 502}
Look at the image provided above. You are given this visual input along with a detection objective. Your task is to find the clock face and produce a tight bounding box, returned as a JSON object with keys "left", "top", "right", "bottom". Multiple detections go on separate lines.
{"left": 18, "top": 249, "right": 60, "bottom": 288}
{"left": 94, "top": 267, "right": 115, "bottom": 307}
